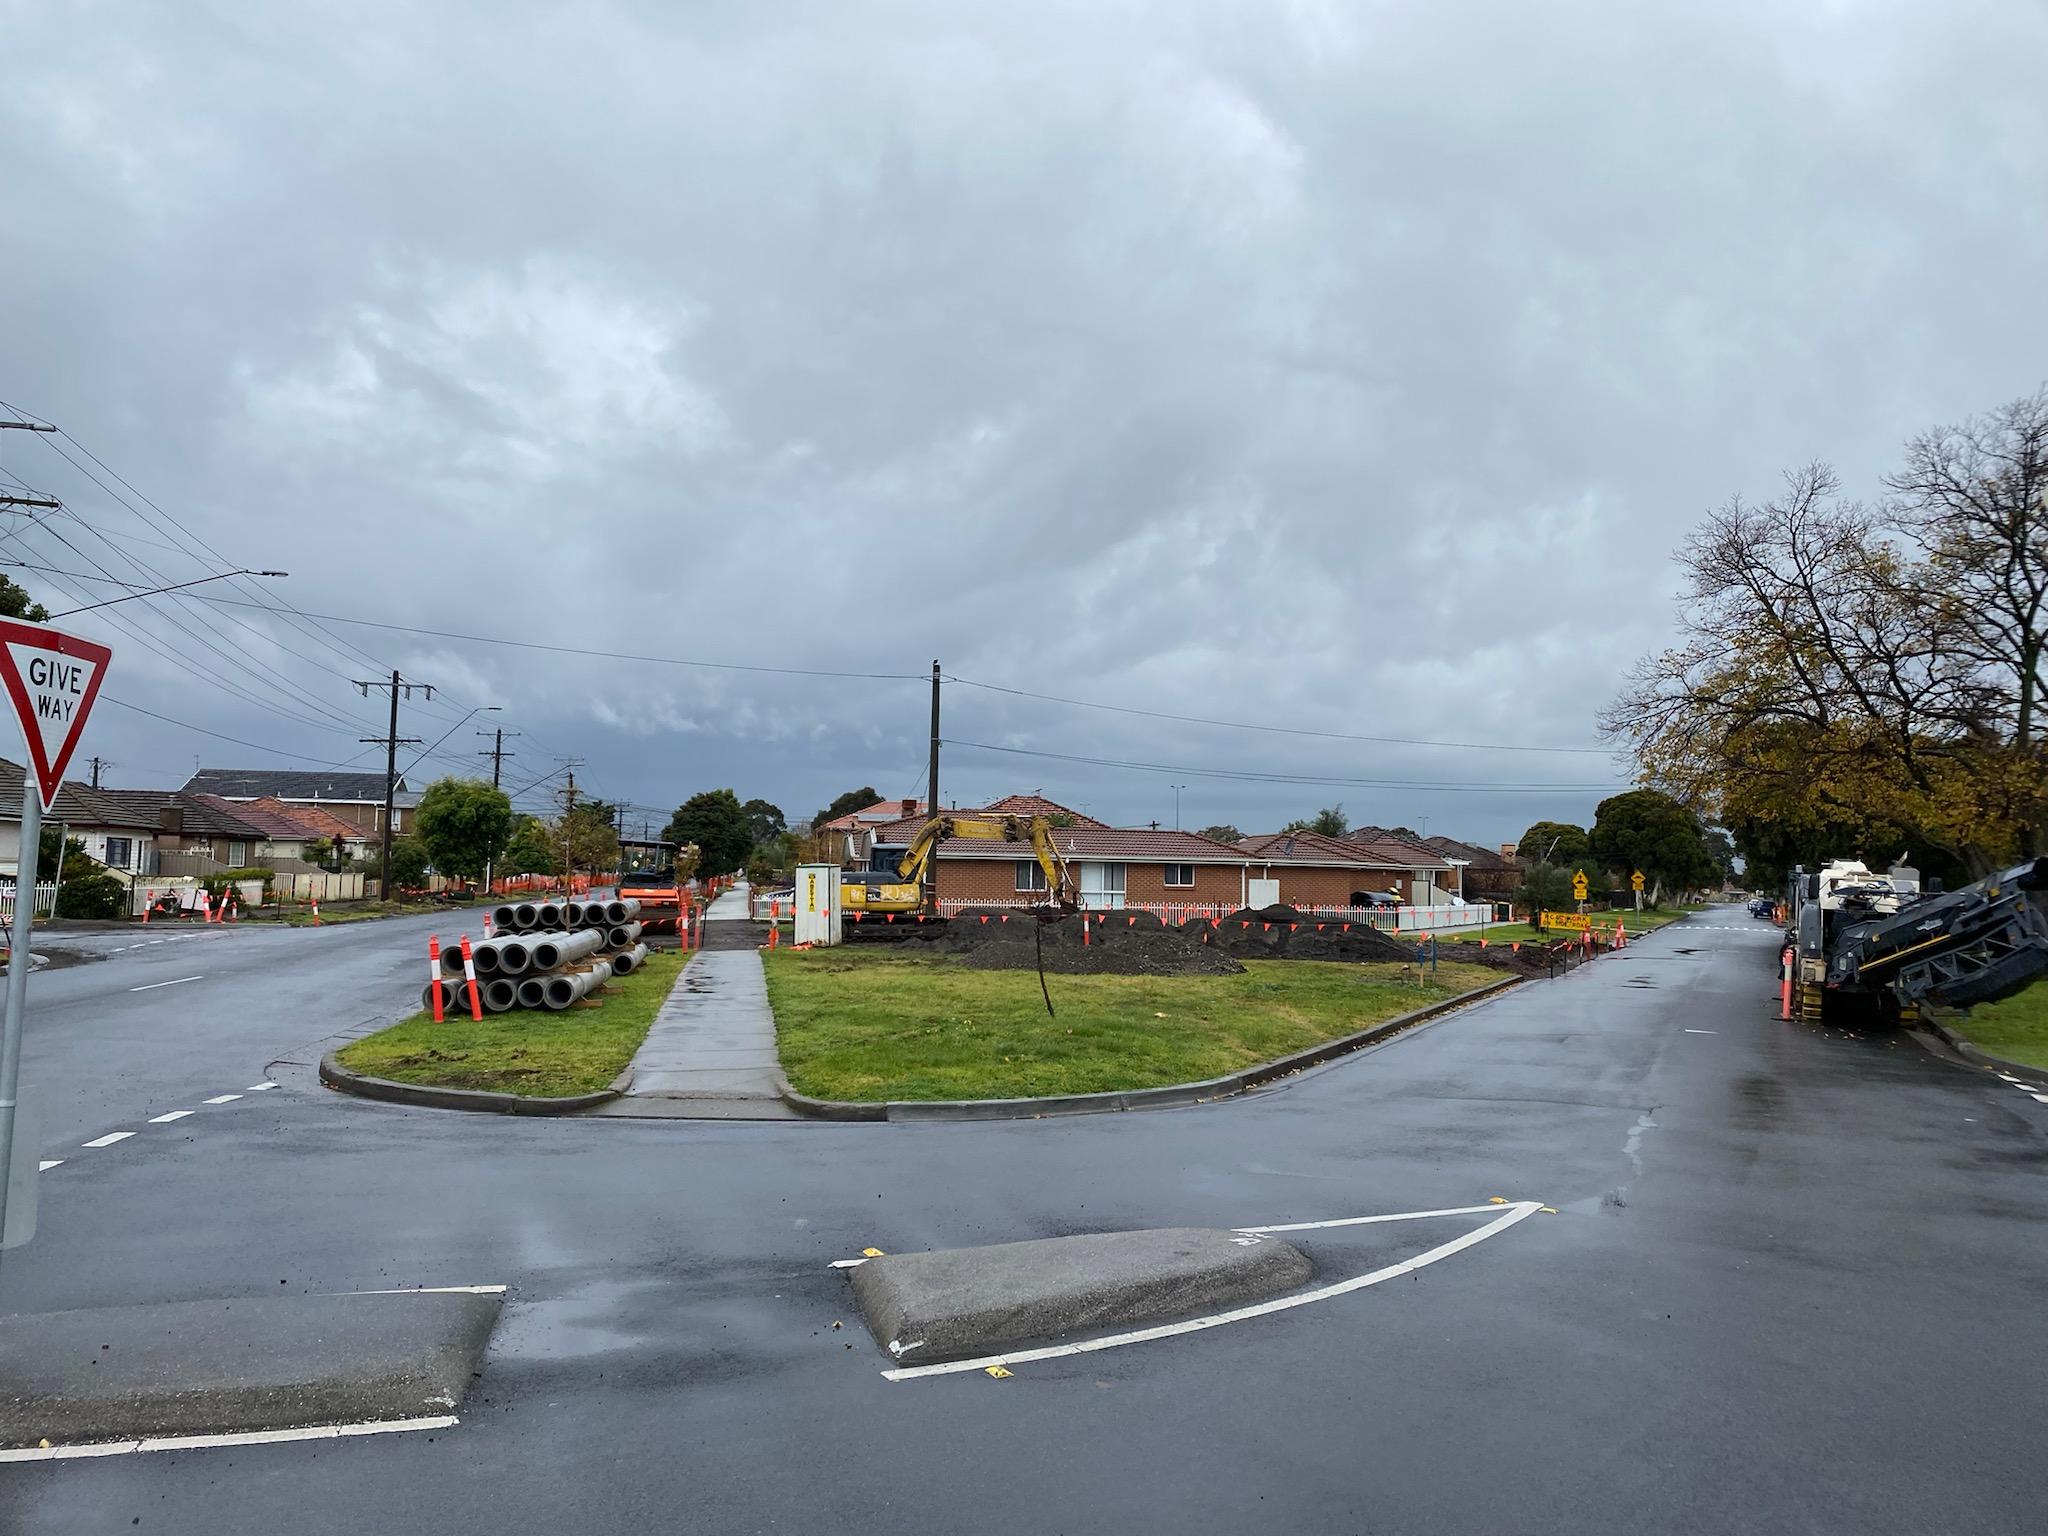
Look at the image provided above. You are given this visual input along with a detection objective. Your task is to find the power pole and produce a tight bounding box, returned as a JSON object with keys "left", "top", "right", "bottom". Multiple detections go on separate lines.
{"left": 88, "top": 756, "right": 108, "bottom": 791}
{"left": 476, "top": 728, "right": 518, "bottom": 891}
{"left": 0, "top": 419, "right": 60, "bottom": 514}
{"left": 355, "top": 670, "right": 430, "bottom": 898}
{"left": 925, "top": 659, "right": 940, "bottom": 913}
{"left": 556, "top": 759, "right": 585, "bottom": 886}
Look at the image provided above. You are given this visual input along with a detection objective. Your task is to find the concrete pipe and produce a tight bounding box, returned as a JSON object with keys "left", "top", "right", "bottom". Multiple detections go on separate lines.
{"left": 537, "top": 902, "right": 566, "bottom": 930}
{"left": 422, "top": 978, "right": 458, "bottom": 1014}
{"left": 472, "top": 941, "right": 503, "bottom": 977}
{"left": 493, "top": 937, "right": 533, "bottom": 976}
{"left": 605, "top": 898, "right": 641, "bottom": 923}
{"left": 609, "top": 942, "right": 650, "bottom": 976}
{"left": 606, "top": 921, "right": 643, "bottom": 949}
{"left": 492, "top": 904, "right": 520, "bottom": 932}
{"left": 543, "top": 959, "right": 615, "bottom": 1011}
{"left": 483, "top": 977, "right": 520, "bottom": 1012}
{"left": 516, "top": 976, "right": 548, "bottom": 1010}
{"left": 563, "top": 900, "right": 587, "bottom": 925}
{"left": 529, "top": 928, "right": 603, "bottom": 971}
{"left": 440, "top": 945, "right": 467, "bottom": 979}
{"left": 513, "top": 902, "right": 539, "bottom": 930}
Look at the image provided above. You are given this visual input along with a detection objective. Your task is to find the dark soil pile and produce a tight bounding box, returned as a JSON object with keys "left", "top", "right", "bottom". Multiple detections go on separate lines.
{"left": 841, "top": 908, "right": 1242, "bottom": 976}
{"left": 1191, "top": 906, "right": 1415, "bottom": 963}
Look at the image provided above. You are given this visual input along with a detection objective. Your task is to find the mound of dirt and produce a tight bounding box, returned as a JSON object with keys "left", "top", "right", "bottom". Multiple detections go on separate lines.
{"left": 1192, "top": 908, "right": 1415, "bottom": 963}
{"left": 929, "top": 910, "right": 1244, "bottom": 976}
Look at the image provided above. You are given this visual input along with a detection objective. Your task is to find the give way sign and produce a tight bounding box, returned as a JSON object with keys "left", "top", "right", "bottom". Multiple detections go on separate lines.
{"left": 0, "top": 617, "right": 112, "bottom": 812}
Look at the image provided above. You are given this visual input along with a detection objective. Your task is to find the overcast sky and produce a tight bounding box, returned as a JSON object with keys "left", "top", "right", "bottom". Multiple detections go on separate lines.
{"left": 3, "top": 0, "right": 2044, "bottom": 844}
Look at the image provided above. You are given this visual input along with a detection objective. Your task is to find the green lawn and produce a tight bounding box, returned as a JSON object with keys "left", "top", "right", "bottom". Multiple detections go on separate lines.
{"left": 336, "top": 949, "right": 685, "bottom": 1096}
{"left": 764, "top": 949, "right": 1500, "bottom": 1102}
{"left": 1949, "top": 979, "right": 2048, "bottom": 1071}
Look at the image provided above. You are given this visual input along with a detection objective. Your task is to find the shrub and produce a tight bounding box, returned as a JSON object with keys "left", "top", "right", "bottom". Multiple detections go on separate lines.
{"left": 56, "top": 873, "right": 126, "bottom": 920}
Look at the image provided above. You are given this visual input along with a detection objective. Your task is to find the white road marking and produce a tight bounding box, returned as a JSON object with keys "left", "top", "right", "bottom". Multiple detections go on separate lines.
{"left": 828, "top": 1258, "right": 869, "bottom": 1269}
{"left": 0, "top": 1414, "right": 461, "bottom": 1462}
{"left": 145, "top": 939, "right": 165, "bottom": 945}
{"left": 2033, "top": 1094, "right": 2048, "bottom": 1105}
{"left": 81, "top": 1132, "right": 134, "bottom": 1148}
{"left": 1684, "top": 1028, "right": 1716, "bottom": 1034}
{"left": 880, "top": 1200, "right": 1542, "bottom": 1382}
{"left": 248, "top": 1082, "right": 278, "bottom": 1091}
{"left": 147, "top": 1110, "right": 194, "bottom": 1123}
{"left": 201, "top": 1094, "right": 241, "bottom": 1104}
{"left": 39, "top": 1159, "right": 62, "bottom": 1171}
{"left": 129, "top": 975, "right": 201, "bottom": 992}
{"left": 346, "top": 1284, "right": 508, "bottom": 1296}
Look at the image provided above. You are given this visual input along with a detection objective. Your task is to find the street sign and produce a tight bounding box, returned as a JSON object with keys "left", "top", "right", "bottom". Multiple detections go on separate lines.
{"left": 0, "top": 618, "right": 112, "bottom": 812}
{"left": 1571, "top": 869, "right": 1590, "bottom": 901}
{"left": 1631, "top": 870, "right": 1646, "bottom": 892}
{"left": 1542, "top": 911, "right": 1592, "bottom": 932}
{"left": 0, "top": 618, "right": 111, "bottom": 1270}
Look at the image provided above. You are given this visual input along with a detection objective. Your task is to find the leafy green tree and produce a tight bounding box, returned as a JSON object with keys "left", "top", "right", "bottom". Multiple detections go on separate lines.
{"left": 1309, "top": 805, "right": 1347, "bottom": 837}
{"left": 1589, "top": 789, "right": 1716, "bottom": 897}
{"left": 56, "top": 873, "right": 124, "bottom": 918}
{"left": 742, "top": 798, "right": 787, "bottom": 848}
{"left": 385, "top": 834, "right": 431, "bottom": 891}
{"left": 555, "top": 802, "right": 621, "bottom": 875}
{"left": 1515, "top": 820, "right": 1589, "bottom": 866}
{"left": 0, "top": 573, "right": 48, "bottom": 623}
{"left": 814, "top": 786, "right": 883, "bottom": 826}
{"left": 665, "top": 789, "right": 753, "bottom": 877}
{"left": 745, "top": 831, "right": 798, "bottom": 888}
{"left": 1197, "top": 824, "right": 1243, "bottom": 844}
{"left": 1514, "top": 862, "right": 1576, "bottom": 929}
{"left": 414, "top": 777, "right": 514, "bottom": 883}
{"left": 501, "top": 815, "right": 560, "bottom": 875}
{"left": 37, "top": 831, "right": 94, "bottom": 883}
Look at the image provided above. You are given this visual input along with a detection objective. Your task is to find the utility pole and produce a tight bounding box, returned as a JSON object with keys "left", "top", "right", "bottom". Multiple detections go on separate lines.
{"left": 926, "top": 659, "right": 940, "bottom": 913}
{"left": 556, "top": 759, "right": 585, "bottom": 888}
{"left": 355, "top": 670, "right": 429, "bottom": 898}
{"left": 476, "top": 728, "right": 518, "bottom": 891}
{"left": 0, "top": 419, "right": 61, "bottom": 514}
{"left": 88, "top": 756, "right": 108, "bottom": 791}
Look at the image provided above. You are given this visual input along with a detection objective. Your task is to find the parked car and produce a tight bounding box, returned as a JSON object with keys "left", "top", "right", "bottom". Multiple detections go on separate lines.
{"left": 1747, "top": 896, "right": 1776, "bottom": 918}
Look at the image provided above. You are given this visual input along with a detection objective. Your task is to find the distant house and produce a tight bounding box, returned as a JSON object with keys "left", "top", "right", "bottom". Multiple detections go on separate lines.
{"left": 928, "top": 825, "right": 1249, "bottom": 911}
{"left": 0, "top": 760, "right": 162, "bottom": 879}
{"left": 816, "top": 797, "right": 927, "bottom": 866}
{"left": 181, "top": 769, "right": 418, "bottom": 837}
{"left": 1423, "top": 836, "right": 1521, "bottom": 900}
{"left": 1234, "top": 830, "right": 1462, "bottom": 907}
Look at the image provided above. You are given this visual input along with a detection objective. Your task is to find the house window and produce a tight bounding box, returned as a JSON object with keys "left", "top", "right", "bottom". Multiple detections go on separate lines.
{"left": 1015, "top": 860, "right": 1048, "bottom": 892}
{"left": 1163, "top": 863, "right": 1196, "bottom": 888}
{"left": 104, "top": 837, "right": 132, "bottom": 869}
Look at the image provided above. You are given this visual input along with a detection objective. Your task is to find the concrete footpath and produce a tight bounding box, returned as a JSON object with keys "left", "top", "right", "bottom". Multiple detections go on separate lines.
{"left": 600, "top": 882, "right": 795, "bottom": 1119}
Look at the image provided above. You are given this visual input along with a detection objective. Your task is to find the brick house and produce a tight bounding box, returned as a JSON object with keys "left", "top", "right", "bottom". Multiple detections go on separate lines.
{"left": 932, "top": 826, "right": 1247, "bottom": 911}
{"left": 0, "top": 760, "right": 161, "bottom": 879}
{"left": 1424, "top": 836, "right": 1520, "bottom": 900}
{"left": 181, "top": 768, "right": 419, "bottom": 837}
{"left": 815, "top": 797, "right": 927, "bottom": 866}
{"left": 1233, "top": 830, "right": 1464, "bottom": 907}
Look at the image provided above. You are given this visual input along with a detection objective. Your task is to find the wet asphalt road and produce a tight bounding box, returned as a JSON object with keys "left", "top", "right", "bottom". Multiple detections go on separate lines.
{"left": 4, "top": 911, "right": 2046, "bottom": 1533}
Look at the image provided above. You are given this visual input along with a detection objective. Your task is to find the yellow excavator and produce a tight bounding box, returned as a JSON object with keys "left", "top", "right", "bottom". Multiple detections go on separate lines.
{"left": 841, "top": 813, "right": 1079, "bottom": 916}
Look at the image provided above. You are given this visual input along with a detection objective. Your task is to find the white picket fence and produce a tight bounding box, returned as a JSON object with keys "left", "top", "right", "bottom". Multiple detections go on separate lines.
{"left": 0, "top": 881, "right": 59, "bottom": 923}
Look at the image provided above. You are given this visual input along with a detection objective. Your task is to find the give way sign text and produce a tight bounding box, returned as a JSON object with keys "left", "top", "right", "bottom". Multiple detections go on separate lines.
{"left": 0, "top": 618, "right": 113, "bottom": 812}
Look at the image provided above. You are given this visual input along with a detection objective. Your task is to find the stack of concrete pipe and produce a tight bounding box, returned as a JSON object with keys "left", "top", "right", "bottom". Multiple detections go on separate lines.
{"left": 423, "top": 895, "right": 651, "bottom": 1014}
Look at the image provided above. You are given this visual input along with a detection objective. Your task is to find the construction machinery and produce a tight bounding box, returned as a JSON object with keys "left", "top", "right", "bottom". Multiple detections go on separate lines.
{"left": 617, "top": 868, "right": 683, "bottom": 938}
{"left": 1785, "top": 856, "right": 2048, "bottom": 1022}
{"left": 840, "top": 814, "right": 1079, "bottom": 916}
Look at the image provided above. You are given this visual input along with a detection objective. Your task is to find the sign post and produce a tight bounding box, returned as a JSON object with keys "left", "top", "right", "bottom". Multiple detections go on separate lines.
{"left": 0, "top": 618, "right": 111, "bottom": 1261}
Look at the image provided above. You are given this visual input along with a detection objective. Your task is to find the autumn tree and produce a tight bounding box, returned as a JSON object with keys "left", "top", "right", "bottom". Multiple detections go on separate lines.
{"left": 1604, "top": 399, "right": 2048, "bottom": 876}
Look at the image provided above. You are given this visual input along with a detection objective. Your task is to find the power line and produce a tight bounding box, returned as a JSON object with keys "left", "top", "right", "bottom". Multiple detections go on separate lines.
{"left": 942, "top": 739, "right": 1627, "bottom": 794}
{"left": 99, "top": 696, "right": 380, "bottom": 767}
{"left": 943, "top": 674, "right": 1613, "bottom": 756}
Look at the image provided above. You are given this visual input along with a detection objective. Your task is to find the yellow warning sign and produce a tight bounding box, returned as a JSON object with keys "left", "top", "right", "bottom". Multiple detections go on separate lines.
{"left": 1631, "top": 870, "right": 1645, "bottom": 892}
{"left": 1542, "top": 911, "right": 1591, "bottom": 932}
{"left": 1571, "top": 870, "right": 1590, "bottom": 901}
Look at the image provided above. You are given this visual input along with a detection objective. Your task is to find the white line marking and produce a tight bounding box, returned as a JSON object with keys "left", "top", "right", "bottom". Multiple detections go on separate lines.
{"left": 346, "top": 1284, "right": 508, "bottom": 1296}
{"left": 1683, "top": 1028, "right": 1716, "bottom": 1034}
{"left": 828, "top": 1258, "right": 869, "bottom": 1269}
{"left": 147, "top": 1110, "right": 195, "bottom": 1123}
{"left": 248, "top": 1082, "right": 278, "bottom": 1091}
{"left": 201, "top": 1094, "right": 242, "bottom": 1104}
{"left": 39, "top": 1159, "right": 62, "bottom": 1171}
{"left": 145, "top": 939, "right": 165, "bottom": 945}
{"left": 2032, "top": 1094, "right": 2048, "bottom": 1105}
{"left": 880, "top": 1200, "right": 1541, "bottom": 1381}
{"left": 0, "top": 1414, "right": 460, "bottom": 1462}
{"left": 129, "top": 975, "right": 201, "bottom": 992}
{"left": 81, "top": 1131, "right": 134, "bottom": 1148}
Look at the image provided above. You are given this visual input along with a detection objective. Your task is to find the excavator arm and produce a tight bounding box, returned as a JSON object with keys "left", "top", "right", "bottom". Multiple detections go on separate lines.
{"left": 841, "top": 814, "right": 1078, "bottom": 916}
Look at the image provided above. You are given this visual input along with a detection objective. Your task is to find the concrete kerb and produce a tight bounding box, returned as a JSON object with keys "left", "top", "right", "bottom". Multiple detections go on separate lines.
{"left": 780, "top": 974, "right": 1526, "bottom": 1123}
{"left": 1922, "top": 1016, "right": 2048, "bottom": 1081}
{"left": 318, "top": 1052, "right": 634, "bottom": 1116}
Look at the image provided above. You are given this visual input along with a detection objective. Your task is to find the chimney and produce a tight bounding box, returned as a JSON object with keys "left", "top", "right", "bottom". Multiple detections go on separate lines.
{"left": 901, "top": 798, "right": 916, "bottom": 816}
{"left": 1500, "top": 843, "right": 1518, "bottom": 860}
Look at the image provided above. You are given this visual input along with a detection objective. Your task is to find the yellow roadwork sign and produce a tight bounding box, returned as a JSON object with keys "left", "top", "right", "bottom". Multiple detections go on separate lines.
{"left": 1571, "top": 870, "right": 1590, "bottom": 900}
{"left": 1543, "top": 911, "right": 1591, "bottom": 932}
{"left": 1631, "top": 870, "right": 1646, "bottom": 892}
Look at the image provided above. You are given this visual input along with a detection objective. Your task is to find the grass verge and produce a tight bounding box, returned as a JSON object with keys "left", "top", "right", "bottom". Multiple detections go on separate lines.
{"left": 335, "top": 949, "right": 685, "bottom": 1096}
{"left": 1948, "top": 979, "right": 2048, "bottom": 1072}
{"left": 765, "top": 949, "right": 1498, "bottom": 1102}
